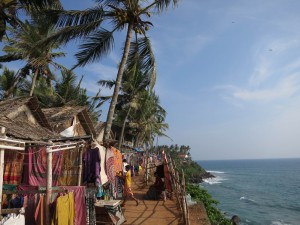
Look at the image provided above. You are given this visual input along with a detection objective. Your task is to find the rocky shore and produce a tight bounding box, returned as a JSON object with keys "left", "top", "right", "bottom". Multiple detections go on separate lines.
{"left": 189, "top": 171, "right": 215, "bottom": 183}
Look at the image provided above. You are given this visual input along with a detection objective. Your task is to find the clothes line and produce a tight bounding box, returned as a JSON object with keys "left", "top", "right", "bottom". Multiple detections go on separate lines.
{"left": 46, "top": 142, "right": 85, "bottom": 153}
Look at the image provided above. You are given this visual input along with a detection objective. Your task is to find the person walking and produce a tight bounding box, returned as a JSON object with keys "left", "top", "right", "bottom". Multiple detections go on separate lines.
{"left": 122, "top": 165, "right": 139, "bottom": 207}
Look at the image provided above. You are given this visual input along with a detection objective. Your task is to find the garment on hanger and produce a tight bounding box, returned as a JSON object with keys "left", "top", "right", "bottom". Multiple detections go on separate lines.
{"left": 98, "top": 145, "right": 108, "bottom": 185}
{"left": 0, "top": 213, "right": 25, "bottom": 225}
{"left": 28, "top": 146, "right": 63, "bottom": 186}
{"left": 34, "top": 194, "right": 45, "bottom": 225}
{"left": 17, "top": 185, "right": 39, "bottom": 225}
{"left": 105, "top": 148, "right": 116, "bottom": 197}
{"left": 58, "top": 148, "right": 80, "bottom": 186}
{"left": 61, "top": 187, "right": 86, "bottom": 225}
{"left": 3, "top": 151, "right": 24, "bottom": 185}
{"left": 83, "top": 148, "right": 100, "bottom": 184}
{"left": 111, "top": 147, "right": 122, "bottom": 175}
{"left": 52, "top": 192, "right": 75, "bottom": 225}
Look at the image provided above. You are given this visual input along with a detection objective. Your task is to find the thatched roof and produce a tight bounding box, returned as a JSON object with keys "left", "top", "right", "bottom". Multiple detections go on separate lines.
{"left": 0, "top": 96, "right": 59, "bottom": 140}
{"left": 0, "top": 96, "right": 52, "bottom": 130}
{"left": 42, "top": 106, "right": 96, "bottom": 137}
{"left": 0, "top": 117, "right": 60, "bottom": 140}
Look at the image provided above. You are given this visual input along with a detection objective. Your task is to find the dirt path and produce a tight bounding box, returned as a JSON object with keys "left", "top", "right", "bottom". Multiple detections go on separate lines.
{"left": 121, "top": 174, "right": 211, "bottom": 225}
{"left": 122, "top": 174, "right": 184, "bottom": 225}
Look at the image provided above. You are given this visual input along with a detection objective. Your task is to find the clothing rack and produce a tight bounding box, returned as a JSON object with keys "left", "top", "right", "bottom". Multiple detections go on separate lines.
{"left": 0, "top": 127, "right": 25, "bottom": 214}
{"left": 45, "top": 141, "right": 85, "bottom": 225}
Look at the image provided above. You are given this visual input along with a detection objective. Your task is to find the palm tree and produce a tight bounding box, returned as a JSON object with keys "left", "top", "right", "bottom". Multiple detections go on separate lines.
{"left": 0, "top": 0, "right": 60, "bottom": 40}
{"left": 128, "top": 90, "right": 168, "bottom": 148}
{"left": 44, "top": 0, "right": 178, "bottom": 142}
{"left": 0, "top": 66, "right": 22, "bottom": 98}
{"left": 0, "top": 15, "right": 65, "bottom": 96}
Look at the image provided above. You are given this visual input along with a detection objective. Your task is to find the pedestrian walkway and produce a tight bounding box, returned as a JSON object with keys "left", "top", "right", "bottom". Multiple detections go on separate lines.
{"left": 122, "top": 174, "right": 184, "bottom": 225}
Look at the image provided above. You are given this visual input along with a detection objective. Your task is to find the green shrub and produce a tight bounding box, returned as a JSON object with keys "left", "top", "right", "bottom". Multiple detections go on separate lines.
{"left": 186, "top": 184, "right": 231, "bottom": 225}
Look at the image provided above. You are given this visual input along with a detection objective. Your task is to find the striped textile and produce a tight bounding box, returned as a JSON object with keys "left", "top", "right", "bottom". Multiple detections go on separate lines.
{"left": 3, "top": 151, "right": 24, "bottom": 185}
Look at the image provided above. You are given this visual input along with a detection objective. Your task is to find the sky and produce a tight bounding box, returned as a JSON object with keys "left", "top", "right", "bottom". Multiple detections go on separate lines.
{"left": 2, "top": 0, "right": 300, "bottom": 160}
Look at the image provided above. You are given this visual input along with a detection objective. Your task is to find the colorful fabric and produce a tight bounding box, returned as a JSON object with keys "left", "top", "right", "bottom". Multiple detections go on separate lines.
{"left": 52, "top": 192, "right": 75, "bottom": 225}
{"left": 3, "top": 151, "right": 24, "bottom": 185}
{"left": 105, "top": 148, "right": 115, "bottom": 190}
{"left": 125, "top": 170, "right": 131, "bottom": 188}
{"left": 28, "top": 146, "right": 63, "bottom": 186}
{"left": 112, "top": 147, "right": 122, "bottom": 175}
{"left": 17, "top": 185, "right": 39, "bottom": 225}
{"left": 61, "top": 187, "right": 86, "bottom": 225}
{"left": 58, "top": 149, "right": 80, "bottom": 186}
{"left": 98, "top": 145, "right": 108, "bottom": 185}
{"left": 83, "top": 148, "right": 100, "bottom": 184}
{"left": 34, "top": 194, "right": 45, "bottom": 225}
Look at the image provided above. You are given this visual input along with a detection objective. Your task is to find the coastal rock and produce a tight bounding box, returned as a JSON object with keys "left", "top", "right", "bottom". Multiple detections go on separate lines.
{"left": 189, "top": 172, "right": 215, "bottom": 183}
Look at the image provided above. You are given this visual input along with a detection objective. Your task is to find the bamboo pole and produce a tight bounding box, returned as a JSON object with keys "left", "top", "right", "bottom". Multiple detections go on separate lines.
{"left": 46, "top": 147, "right": 52, "bottom": 225}
{"left": 0, "top": 127, "right": 5, "bottom": 215}
{"left": 77, "top": 145, "right": 84, "bottom": 186}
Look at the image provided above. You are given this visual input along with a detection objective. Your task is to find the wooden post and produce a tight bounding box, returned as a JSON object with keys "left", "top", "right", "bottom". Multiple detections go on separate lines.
{"left": 46, "top": 147, "right": 52, "bottom": 225}
{"left": 77, "top": 145, "right": 83, "bottom": 186}
{"left": 0, "top": 127, "right": 6, "bottom": 214}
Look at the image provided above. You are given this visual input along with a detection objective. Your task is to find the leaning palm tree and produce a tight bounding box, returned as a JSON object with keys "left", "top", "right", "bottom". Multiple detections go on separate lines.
{"left": 44, "top": 0, "right": 178, "bottom": 142}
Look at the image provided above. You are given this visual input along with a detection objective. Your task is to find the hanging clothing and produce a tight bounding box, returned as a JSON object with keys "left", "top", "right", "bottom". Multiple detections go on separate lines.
{"left": 28, "top": 146, "right": 63, "bottom": 186}
{"left": 52, "top": 192, "right": 75, "bottom": 225}
{"left": 34, "top": 194, "right": 45, "bottom": 225}
{"left": 58, "top": 148, "right": 80, "bottom": 186}
{"left": 98, "top": 145, "right": 108, "bottom": 185}
{"left": 61, "top": 187, "right": 86, "bottom": 225}
{"left": 111, "top": 147, "right": 122, "bottom": 174}
{"left": 17, "top": 185, "right": 39, "bottom": 225}
{"left": 0, "top": 213, "right": 25, "bottom": 225}
{"left": 83, "top": 148, "right": 100, "bottom": 184}
{"left": 105, "top": 148, "right": 115, "bottom": 197}
{"left": 3, "top": 151, "right": 24, "bottom": 185}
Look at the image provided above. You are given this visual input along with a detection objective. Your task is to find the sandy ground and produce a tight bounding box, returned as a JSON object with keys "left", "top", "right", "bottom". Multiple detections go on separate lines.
{"left": 122, "top": 174, "right": 211, "bottom": 225}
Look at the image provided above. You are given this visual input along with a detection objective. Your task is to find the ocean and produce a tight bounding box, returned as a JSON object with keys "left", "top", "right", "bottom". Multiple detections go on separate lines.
{"left": 197, "top": 158, "right": 300, "bottom": 225}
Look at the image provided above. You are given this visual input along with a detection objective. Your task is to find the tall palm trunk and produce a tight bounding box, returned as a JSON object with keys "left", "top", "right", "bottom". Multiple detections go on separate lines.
{"left": 118, "top": 107, "right": 131, "bottom": 150}
{"left": 29, "top": 69, "right": 39, "bottom": 96}
{"left": 104, "top": 23, "right": 133, "bottom": 142}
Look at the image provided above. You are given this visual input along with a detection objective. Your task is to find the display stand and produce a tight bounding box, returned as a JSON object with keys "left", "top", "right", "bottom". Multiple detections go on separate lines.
{"left": 95, "top": 200, "right": 126, "bottom": 225}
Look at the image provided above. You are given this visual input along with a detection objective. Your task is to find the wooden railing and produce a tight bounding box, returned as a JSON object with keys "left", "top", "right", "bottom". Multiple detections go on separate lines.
{"left": 143, "top": 153, "right": 190, "bottom": 225}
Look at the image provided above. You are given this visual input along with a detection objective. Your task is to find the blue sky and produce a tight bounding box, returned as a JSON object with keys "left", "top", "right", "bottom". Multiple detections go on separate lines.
{"left": 2, "top": 0, "right": 300, "bottom": 160}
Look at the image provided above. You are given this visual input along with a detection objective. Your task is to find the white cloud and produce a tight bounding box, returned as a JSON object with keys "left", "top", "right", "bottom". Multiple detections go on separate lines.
{"left": 84, "top": 63, "right": 117, "bottom": 81}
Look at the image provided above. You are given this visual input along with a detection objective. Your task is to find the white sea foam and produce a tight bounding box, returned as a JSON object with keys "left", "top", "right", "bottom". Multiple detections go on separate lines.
{"left": 203, "top": 176, "right": 227, "bottom": 185}
{"left": 239, "top": 196, "right": 255, "bottom": 203}
{"left": 271, "top": 221, "right": 292, "bottom": 225}
{"left": 207, "top": 170, "right": 225, "bottom": 174}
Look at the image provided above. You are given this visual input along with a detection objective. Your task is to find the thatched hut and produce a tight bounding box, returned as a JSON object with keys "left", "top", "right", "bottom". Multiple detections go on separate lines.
{"left": 0, "top": 96, "right": 60, "bottom": 140}
{"left": 42, "top": 106, "right": 96, "bottom": 138}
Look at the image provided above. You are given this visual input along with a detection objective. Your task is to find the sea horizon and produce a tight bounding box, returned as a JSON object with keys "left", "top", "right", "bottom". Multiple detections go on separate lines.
{"left": 197, "top": 158, "right": 300, "bottom": 225}
{"left": 195, "top": 157, "right": 300, "bottom": 161}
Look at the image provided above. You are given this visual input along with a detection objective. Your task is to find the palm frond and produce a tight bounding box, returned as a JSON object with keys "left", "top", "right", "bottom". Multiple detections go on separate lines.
{"left": 155, "top": 0, "right": 179, "bottom": 12}
{"left": 73, "top": 29, "right": 114, "bottom": 68}
{"left": 48, "top": 6, "right": 104, "bottom": 28}
{"left": 0, "top": 54, "right": 23, "bottom": 62}
{"left": 98, "top": 79, "right": 115, "bottom": 89}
